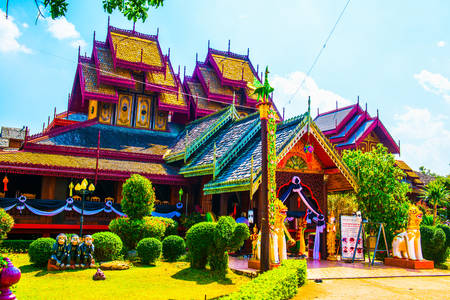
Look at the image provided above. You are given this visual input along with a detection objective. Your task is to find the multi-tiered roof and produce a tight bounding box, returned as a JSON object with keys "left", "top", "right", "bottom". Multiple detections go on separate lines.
{"left": 314, "top": 103, "right": 400, "bottom": 154}
{"left": 184, "top": 48, "right": 268, "bottom": 118}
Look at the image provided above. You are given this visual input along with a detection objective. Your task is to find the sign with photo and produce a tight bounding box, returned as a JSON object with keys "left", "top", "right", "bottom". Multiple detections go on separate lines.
{"left": 340, "top": 215, "right": 364, "bottom": 260}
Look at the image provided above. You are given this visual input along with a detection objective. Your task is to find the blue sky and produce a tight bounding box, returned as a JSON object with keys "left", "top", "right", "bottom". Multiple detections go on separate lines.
{"left": 0, "top": 1, "right": 449, "bottom": 175}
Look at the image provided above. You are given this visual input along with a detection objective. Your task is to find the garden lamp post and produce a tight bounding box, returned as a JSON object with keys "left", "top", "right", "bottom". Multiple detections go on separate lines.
{"left": 74, "top": 178, "right": 95, "bottom": 237}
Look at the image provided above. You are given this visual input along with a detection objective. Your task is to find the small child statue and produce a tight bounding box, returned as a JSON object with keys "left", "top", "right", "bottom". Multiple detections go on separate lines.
{"left": 80, "top": 235, "right": 95, "bottom": 268}
{"left": 66, "top": 234, "right": 81, "bottom": 269}
{"left": 51, "top": 233, "right": 68, "bottom": 269}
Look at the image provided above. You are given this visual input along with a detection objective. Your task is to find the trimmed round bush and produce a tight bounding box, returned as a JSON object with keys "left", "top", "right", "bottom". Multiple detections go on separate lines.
{"left": 28, "top": 237, "right": 55, "bottom": 267}
{"left": 121, "top": 174, "right": 155, "bottom": 220}
{"left": 162, "top": 235, "right": 185, "bottom": 261}
{"left": 109, "top": 216, "right": 165, "bottom": 250}
{"left": 0, "top": 208, "right": 14, "bottom": 239}
{"left": 136, "top": 238, "right": 162, "bottom": 265}
{"left": 92, "top": 231, "right": 123, "bottom": 262}
{"left": 421, "top": 225, "right": 448, "bottom": 264}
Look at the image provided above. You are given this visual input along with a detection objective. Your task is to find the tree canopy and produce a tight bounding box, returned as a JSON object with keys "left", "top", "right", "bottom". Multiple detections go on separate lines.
{"left": 6, "top": 0, "right": 164, "bottom": 23}
{"left": 342, "top": 144, "right": 411, "bottom": 243}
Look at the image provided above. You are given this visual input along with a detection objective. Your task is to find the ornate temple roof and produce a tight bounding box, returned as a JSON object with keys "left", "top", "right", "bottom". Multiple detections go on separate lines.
{"left": 180, "top": 113, "right": 260, "bottom": 177}
{"left": 395, "top": 160, "right": 424, "bottom": 193}
{"left": 314, "top": 103, "right": 400, "bottom": 154}
{"left": 33, "top": 123, "right": 179, "bottom": 156}
{"left": 165, "top": 106, "right": 238, "bottom": 162}
{"left": 108, "top": 26, "right": 165, "bottom": 71}
{"left": 0, "top": 151, "right": 183, "bottom": 184}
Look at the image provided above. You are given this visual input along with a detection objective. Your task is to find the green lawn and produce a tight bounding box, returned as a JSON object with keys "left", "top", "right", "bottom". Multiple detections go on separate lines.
{"left": 8, "top": 254, "right": 249, "bottom": 300}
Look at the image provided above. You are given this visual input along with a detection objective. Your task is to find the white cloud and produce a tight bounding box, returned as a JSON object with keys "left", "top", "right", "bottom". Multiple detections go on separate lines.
{"left": 437, "top": 41, "right": 446, "bottom": 47}
{"left": 44, "top": 16, "right": 87, "bottom": 51}
{"left": 414, "top": 70, "right": 450, "bottom": 103}
{"left": 0, "top": 10, "right": 32, "bottom": 54}
{"left": 71, "top": 39, "right": 87, "bottom": 50}
{"left": 271, "top": 71, "right": 351, "bottom": 118}
{"left": 22, "top": 23, "right": 29, "bottom": 28}
{"left": 392, "top": 106, "right": 450, "bottom": 175}
{"left": 46, "top": 17, "right": 80, "bottom": 40}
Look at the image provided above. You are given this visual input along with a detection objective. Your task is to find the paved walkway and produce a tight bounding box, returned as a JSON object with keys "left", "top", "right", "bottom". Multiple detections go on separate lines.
{"left": 228, "top": 257, "right": 450, "bottom": 280}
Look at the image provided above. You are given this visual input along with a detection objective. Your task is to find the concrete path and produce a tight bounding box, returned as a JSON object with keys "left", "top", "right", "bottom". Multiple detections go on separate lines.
{"left": 229, "top": 257, "right": 450, "bottom": 280}
{"left": 294, "top": 276, "right": 450, "bottom": 300}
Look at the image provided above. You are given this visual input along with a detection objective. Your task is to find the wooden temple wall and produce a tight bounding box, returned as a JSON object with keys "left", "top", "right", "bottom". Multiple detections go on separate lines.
{"left": 276, "top": 171, "right": 328, "bottom": 260}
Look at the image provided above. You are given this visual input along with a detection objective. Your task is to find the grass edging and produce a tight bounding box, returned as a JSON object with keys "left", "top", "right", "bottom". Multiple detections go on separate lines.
{"left": 222, "top": 259, "right": 307, "bottom": 300}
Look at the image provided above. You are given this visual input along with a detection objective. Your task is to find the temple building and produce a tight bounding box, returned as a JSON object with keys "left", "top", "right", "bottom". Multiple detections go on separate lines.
{"left": 314, "top": 102, "right": 425, "bottom": 201}
{"left": 0, "top": 24, "right": 361, "bottom": 258}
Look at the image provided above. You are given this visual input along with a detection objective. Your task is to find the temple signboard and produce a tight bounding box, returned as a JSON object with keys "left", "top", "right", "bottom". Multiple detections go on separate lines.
{"left": 340, "top": 215, "right": 364, "bottom": 260}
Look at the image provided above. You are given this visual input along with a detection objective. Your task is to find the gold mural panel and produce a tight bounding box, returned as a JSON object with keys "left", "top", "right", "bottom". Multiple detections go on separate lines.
{"left": 88, "top": 100, "right": 98, "bottom": 120}
{"left": 99, "top": 102, "right": 113, "bottom": 124}
{"left": 116, "top": 94, "right": 133, "bottom": 127}
{"left": 135, "top": 96, "right": 151, "bottom": 129}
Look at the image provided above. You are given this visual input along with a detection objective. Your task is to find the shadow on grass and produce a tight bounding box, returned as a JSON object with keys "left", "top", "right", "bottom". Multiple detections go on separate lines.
{"left": 19, "top": 264, "right": 99, "bottom": 277}
{"left": 171, "top": 267, "right": 233, "bottom": 285}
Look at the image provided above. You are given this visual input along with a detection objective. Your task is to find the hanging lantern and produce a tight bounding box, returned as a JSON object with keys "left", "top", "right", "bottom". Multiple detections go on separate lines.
{"left": 304, "top": 144, "right": 314, "bottom": 162}
{"left": 69, "top": 182, "right": 74, "bottom": 197}
{"left": 3, "top": 175, "right": 8, "bottom": 192}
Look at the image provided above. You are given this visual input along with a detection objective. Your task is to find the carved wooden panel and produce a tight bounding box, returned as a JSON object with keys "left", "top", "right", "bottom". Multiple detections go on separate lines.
{"left": 99, "top": 102, "right": 113, "bottom": 124}
{"left": 135, "top": 96, "right": 151, "bottom": 129}
{"left": 278, "top": 139, "right": 323, "bottom": 171}
{"left": 154, "top": 109, "right": 168, "bottom": 131}
{"left": 358, "top": 132, "right": 380, "bottom": 152}
{"left": 116, "top": 94, "right": 133, "bottom": 127}
{"left": 88, "top": 100, "right": 98, "bottom": 120}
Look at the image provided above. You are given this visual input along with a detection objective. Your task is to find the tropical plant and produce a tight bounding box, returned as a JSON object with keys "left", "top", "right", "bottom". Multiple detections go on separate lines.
{"left": 121, "top": 174, "right": 155, "bottom": 220}
{"left": 422, "top": 179, "right": 449, "bottom": 225}
{"left": 342, "top": 144, "right": 411, "bottom": 244}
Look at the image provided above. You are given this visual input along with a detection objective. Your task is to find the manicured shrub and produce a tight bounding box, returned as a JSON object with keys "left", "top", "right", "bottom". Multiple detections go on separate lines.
{"left": 0, "top": 208, "right": 14, "bottom": 239}
{"left": 186, "top": 216, "right": 249, "bottom": 275}
{"left": 185, "top": 222, "right": 215, "bottom": 269}
{"left": 223, "top": 259, "right": 307, "bottom": 300}
{"left": 28, "top": 237, "right": 55, "bottom": 267}
{"left": 121, "top": 174, "right": 156, "bottom": 220}
{"left": 420, "top": 225, "right": 449, "bottom": 264}
{"left": 153, "top": 217, "right": 178, "bottom": 237}
{"left": 162, "top": 235, "right": 185, "bottom": 261}
{"left": 136, "top": 238, "right": 162, "bottom": 265}
{"left": 92, "top": 232, "right": 123, "bottom": 262}
{"left": 281, "top": 259, "right": 308, "bottom": 286}
{"left": 109, "top": 216, "right": 165, "bottom": 250}
{"left": 0, "top": 240, "right": 33, "bottom": 253}
{"left": 436, "top": 224, "right": 450, "bottom": 248}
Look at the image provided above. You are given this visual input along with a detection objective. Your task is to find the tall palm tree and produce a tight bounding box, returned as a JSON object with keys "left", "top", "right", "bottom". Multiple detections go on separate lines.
{"left": 422, "top": 179, "right": 449, "bottom": 225}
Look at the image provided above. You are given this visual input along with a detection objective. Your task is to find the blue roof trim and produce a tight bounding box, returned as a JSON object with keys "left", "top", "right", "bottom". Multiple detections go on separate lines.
{"left": 337, "top": 120, "right": 374, "bottom": 147}
{"left": 331, "top": 114, "right": 362, "bottom": 139}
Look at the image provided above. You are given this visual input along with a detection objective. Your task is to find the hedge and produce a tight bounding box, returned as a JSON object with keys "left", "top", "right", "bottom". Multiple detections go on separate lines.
{"left": 92, "top": 232, "right": 123, "bottom": 262}
{"left": 162, "top": 235, "right": 185, "bottom": 261}
{"left": 0, "top": 240, "right": 33, "bottom": 253}
{"left": 28, "top": 238, "right": 55, "bottom": 267}
{"left": 136, "top": 238, "right": 162, "bottom": 265}
{"left": 223, "top": 259, "right": 307, "bottom": 300}
{"left": 420, "top": 225, "right": 449, "bottom": 264}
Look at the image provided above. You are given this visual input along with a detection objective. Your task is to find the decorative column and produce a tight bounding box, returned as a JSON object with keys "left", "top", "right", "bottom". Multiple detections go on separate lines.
{"left": 252, "top": 67, "right": 275, "bottom": 272}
